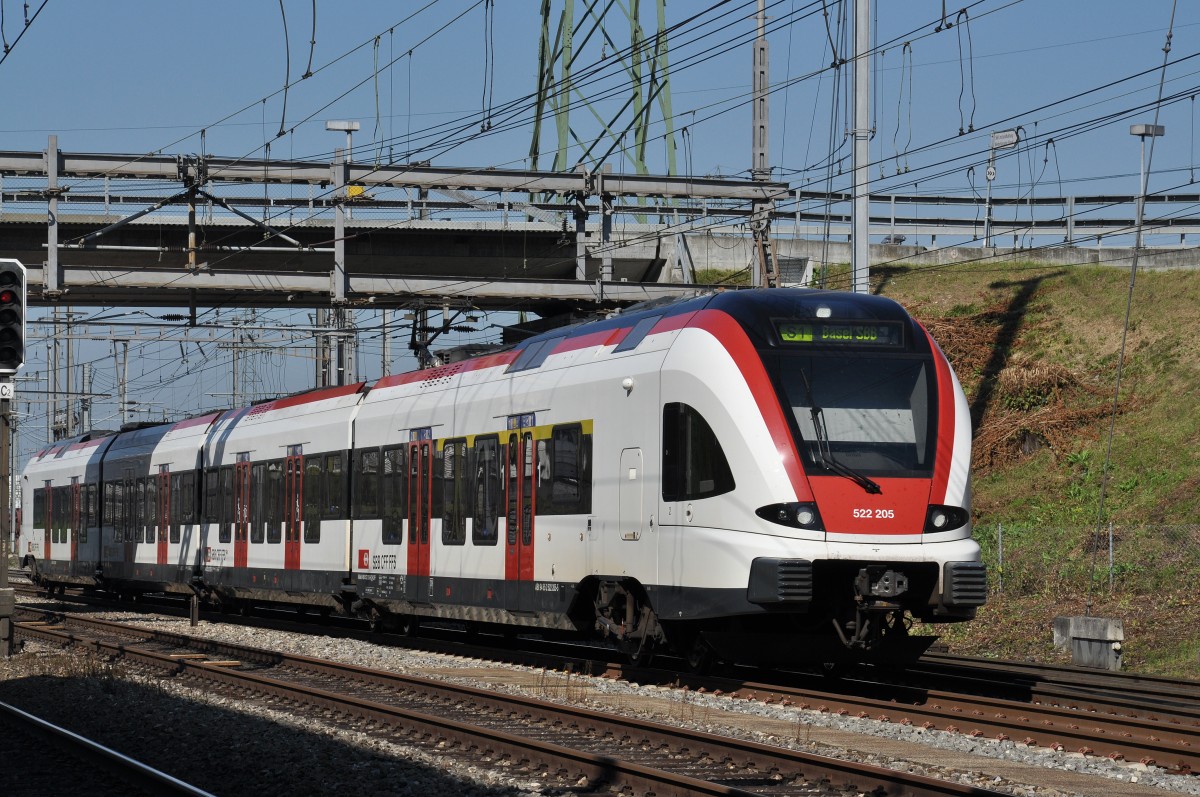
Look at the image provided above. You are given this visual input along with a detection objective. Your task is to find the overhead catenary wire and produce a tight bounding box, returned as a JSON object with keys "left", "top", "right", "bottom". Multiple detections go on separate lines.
{"left": 23, "top": 0, "right": 1200, "bottom": 448}
{"left": 0, "top": 0, "right": 47, "bottom": 66}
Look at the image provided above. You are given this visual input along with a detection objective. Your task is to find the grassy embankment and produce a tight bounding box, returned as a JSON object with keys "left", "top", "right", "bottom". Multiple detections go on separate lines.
{"left": 700, "top": 262, "right": 1200, "bottom": 677}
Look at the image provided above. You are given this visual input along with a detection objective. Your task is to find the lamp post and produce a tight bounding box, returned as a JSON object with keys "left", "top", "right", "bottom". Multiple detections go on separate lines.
{"left": 324, "top": 119, "right": 360, "bottom": 159}
{"left": 1129, "top": 123, "right": 1165, "bottom": 251}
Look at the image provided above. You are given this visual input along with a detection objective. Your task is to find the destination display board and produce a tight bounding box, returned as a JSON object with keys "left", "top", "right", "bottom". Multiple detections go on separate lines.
{"left": 774, "top": 320, "right": 904, "bottom": 348}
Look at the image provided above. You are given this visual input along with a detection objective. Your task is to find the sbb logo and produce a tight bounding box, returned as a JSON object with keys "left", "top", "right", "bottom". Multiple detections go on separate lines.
{"left": 358, "top": 549, "right": 371, "bottom": 570}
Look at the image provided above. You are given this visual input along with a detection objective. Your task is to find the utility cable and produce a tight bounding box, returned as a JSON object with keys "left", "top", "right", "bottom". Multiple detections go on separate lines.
{"left": 956, "top": 9, "right": 976, "bottom": 134}
{"left": 277, "top": 0, "right": 291, "bottom": 139}
{"left": 303, "top": 0, "right": 316, "bottom": 79}
{"left": 0, "top": 0, "right": 46, "bottom": 66}
{"left": 893, "top": 41, "right": 913, "bottom": 175}
{"left": 481, "top": 0, "right": 495, "bottom": 132}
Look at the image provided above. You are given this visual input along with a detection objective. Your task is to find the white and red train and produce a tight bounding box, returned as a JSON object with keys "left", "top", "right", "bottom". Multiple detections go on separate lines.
{"left": 19, "top": 289, "right": 985, "bottom": 666}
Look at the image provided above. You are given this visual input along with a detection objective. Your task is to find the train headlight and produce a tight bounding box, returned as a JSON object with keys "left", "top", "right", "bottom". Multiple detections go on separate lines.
{"left": 924, "top": 505, "right": 970, "bottom": 533}
{"left": 756, "top": 502, "right": 824, "bottom": 531}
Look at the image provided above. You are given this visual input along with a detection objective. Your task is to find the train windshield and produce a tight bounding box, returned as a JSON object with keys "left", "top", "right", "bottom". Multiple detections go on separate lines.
{"left": 773, "top": 355, "right": 936, "bottom": 478}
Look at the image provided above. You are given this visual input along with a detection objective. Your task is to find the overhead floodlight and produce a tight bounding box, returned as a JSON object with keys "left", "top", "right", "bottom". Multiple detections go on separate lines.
{"left": 1129, "top": 124, "right": 1165, "bottom": 138}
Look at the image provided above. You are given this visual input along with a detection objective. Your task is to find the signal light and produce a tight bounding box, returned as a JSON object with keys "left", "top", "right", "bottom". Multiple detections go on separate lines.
{"left": 0, "top": 259, "right": 26, "bottom": 375}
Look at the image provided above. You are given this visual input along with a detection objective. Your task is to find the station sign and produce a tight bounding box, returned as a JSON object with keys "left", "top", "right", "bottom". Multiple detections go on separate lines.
{"left": 991, "top": 129, "right": 1019, "bottom": 150}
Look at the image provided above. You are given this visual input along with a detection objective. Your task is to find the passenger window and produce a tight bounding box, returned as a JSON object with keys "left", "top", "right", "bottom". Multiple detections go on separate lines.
{"left": 441, "top": 439, "right": 467, "bottom": 545}
{"left": 381, "top": 446, "right": 405, "bottom": 545}
{"left": 219, "top": 466, "right": 234, "bottom": 544}
{"left": 472, "top": 436, "right": 500, "bottom": 545}
{"left": 250, "top": 464, "right": 266, "bottom": 544}
{"left": 145, "top": 478, "right": 157, "bottom": 544}
{"left": 662, "top": 403, "right": 736, "bottom": 502}
{"left": 324, "top": 453, "right": 344, "bottom": 520}
{"left": 354, "top": 448, "right": 380, "bottom": 518}
{"left": 303, "top": 457, "right": 323, "bottom": 529}
{"left": 266, "top": 461, "right": 283, "bottom": 544}
{"left": 550, "top": 424, "right": 585, "bottom": 512}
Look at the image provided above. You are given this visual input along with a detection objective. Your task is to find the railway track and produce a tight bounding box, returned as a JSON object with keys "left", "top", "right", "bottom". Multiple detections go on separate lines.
{"left": 0, "top": 698, "right": 213, "bottom": 796}
{"left": 14, "top": 585, "right": 1200, "bottom": 777}
{"left": 13, "top": 609, "right": 1009, "bottom": 797}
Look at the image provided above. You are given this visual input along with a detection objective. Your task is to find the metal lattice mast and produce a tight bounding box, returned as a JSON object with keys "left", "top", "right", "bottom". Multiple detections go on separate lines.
{"left": 530, "top": 0, "right": 676, "bottom": 176}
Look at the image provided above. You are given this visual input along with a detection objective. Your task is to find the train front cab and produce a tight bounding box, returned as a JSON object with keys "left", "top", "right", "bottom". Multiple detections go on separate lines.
{"left": 655, "top": 291, "right": 987, "bottom": 665}
{"left": 21, "top": 433, "right": 114, "bottom": 591}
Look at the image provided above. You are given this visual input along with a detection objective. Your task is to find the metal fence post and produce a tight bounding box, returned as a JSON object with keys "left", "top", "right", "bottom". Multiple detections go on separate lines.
{"left": 997, "top": 523, "right": 1003, "bottom": 593}
{"left": 1109, "top": 521, "right": 1114, "bottom": 592}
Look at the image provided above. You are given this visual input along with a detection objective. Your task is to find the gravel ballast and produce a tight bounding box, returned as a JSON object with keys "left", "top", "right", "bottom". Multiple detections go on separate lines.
{"left": 2, "top": 600, "right": 1197, "bottom": 796}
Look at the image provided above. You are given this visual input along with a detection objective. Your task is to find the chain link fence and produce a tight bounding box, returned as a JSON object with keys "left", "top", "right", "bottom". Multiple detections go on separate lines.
{"left": 974, "top": 523, "right": 1200, "bottom": 596}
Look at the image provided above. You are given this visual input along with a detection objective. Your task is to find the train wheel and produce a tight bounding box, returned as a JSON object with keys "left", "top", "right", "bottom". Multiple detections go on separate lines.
{"left": 367, "top": 607, "right": 385, "bottom": 633}
{"left": 684, "top": 637, "right": 716, "bottom": 674}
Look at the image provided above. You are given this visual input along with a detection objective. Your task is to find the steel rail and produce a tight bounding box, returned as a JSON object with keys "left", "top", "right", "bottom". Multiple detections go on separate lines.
{"left": 16, "top": 618, "right": 1005, "bottom": 797}
{"left": 0, "top": 699, "right": 216, "bottom": 796}
{"left": 17, "top": 597, "right": 1199, "bottom": 774}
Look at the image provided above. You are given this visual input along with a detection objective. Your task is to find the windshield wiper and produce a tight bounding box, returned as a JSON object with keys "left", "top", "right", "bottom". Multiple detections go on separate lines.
{"left": 800, "top": 371, "right": 882, "bottom": 495}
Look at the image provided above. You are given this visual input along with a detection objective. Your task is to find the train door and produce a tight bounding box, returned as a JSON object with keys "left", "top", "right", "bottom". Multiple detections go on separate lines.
{"left": 406, "top": 440, "right": 432, "bottom": 602}
{"left": 234, "top": 454, "right": 251, "bottom": 568}
{"left": 284, "top": 446, "right": 303, "bottom": 571}
{"left": 157, "top": 467, "right": 170, "bottom": 566}
{"left": 504, "top": 426, "right": 537, "bottom": 610}
{"left": 70, "top": 478, "right": 81, "bottom": 564}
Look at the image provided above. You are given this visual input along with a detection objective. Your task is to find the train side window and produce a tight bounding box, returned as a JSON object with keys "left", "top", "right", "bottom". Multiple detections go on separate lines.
{"left": 324, "top": 452, "right": 344, "bottom": 521}
{"left": 219, "top": 466, "right": 234, "bottom": 544}
{"left": 442, "top": 439, "right": 467, "bottom": 545}
{"left": 204, "top": 469, "right": 220, "bottom": 523}
{"left": 266, "top": 461, "right": 283, "bottom": 544}
{"left": 550, "top": 424, "right": 583, "bottom": 513}
{"left": 471, "top": 435, "right": 500, "bottom": 545}
{"left": 180, "top": 470, "right": 197, "bottom": 540}
{"left": 33, "top": 487, "right": 45, "bottom": 531}
{"left": 59, "top": 486, "right": 69, "bottom": 543}
{"left": 380, "top": 446, "right": 405, "bottom": 545}
{"left": 250, "top": 464, "right": 266, "bottom": 544}
{"left": 113, "top": 480, "right": 126, "bottom": 541}
{"left": 103, "top": 481, "right": 114, "bottom": 531}
{"left": 50, "top": 487, "right": 61, "bottom": 543}
{"left": 353, "top": 448, "right": 380, "bottom": 519}
{"left": 145, "top": 477, "right": 157, "bottom": 544}
{"left": 82, "top": 483, "right": 96, "bottom": 543}
{"left": 303, "top": 457, "right": 322, "bottom": 538}
{"left": 135, "top": 478, "right": 146, "bottom": 543}
{"left": 662, "top": 403, "right": 736, "bottom": 502}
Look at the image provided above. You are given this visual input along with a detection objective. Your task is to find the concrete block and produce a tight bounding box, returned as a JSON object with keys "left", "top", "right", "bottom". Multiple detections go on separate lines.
{"left": 1053, "top": 615, "right": 1124, "bottom": 671}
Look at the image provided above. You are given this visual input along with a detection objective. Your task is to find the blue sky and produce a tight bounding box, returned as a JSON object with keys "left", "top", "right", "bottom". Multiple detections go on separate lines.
{"left": 3, "top": 2, "right": 1194, "bottom": 196}
{"left": 1, "top": 1, "right": 1196, "bottom": 452}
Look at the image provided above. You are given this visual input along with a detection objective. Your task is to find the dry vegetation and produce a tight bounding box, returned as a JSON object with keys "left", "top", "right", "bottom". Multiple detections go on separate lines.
{"left": 877, "top": 260, "right": 1200, "bottom": 676}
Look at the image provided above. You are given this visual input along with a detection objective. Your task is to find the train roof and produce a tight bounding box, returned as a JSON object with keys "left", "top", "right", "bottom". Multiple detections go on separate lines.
{"left": 509, "top": 287, "right": 915, "bottom": 350}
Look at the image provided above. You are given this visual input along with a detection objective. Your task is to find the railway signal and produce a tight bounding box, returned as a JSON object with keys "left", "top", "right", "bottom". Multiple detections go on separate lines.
{"left": 0, "top": 259, "right": 26, "bottom": 375}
